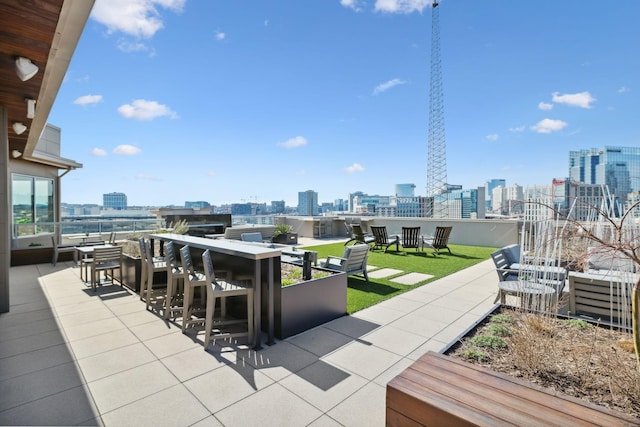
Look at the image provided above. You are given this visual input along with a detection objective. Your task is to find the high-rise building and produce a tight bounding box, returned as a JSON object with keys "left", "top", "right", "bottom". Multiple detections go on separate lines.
{"left": 485, "top": 179, "right": 506, "bottom": 211}
{"left": 395, "top": 184, "right": 416, "bottom": 197}
{"left": 569, "top": 146, "right": 640, "bottom": 203}
{"left": 297, "top": 190, "right": 318, "bottom": 216}
{"left": 271, "top": 200, "right": 285, "bottom": 214}
{"left": 103, "top": 192, "right": 127, "bottom": 210}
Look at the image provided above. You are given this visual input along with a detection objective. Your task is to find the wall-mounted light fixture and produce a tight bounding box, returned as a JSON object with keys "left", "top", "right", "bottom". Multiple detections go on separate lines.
{"left": 26, "top": 98, "right": 36, "bottom": 119}
{"left": 12, "top": 122, "right": 27, "bottom": 135}
{"left": 11, "top": 150, "right": 22, "bottom": 159}
{"left": 15, "top": 57, "right": 39, "bottom": 81}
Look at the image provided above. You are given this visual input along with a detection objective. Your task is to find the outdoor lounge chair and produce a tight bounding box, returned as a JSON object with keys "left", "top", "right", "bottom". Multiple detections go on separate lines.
{"left": 400, "top": 226, "right": 423, "bottom": 253}
{"left": 344, "top": 223, "right": 375, "bottom": 247}
{"left": 422, "top": 226, "right": 452, "bottom": 255}
{"left": 370, "top": 226, "right": 399, "bottom": 252}
{"left": 322, "top": 243, "right": 370, "bottom": 282}
{"left": 241, "top": 232, "right": 264, "bottom": 243}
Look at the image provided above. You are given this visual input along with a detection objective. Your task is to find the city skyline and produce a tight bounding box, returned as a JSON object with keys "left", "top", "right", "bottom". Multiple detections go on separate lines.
{"left": 49, "top": 0, "right": 640, "bottom": 207}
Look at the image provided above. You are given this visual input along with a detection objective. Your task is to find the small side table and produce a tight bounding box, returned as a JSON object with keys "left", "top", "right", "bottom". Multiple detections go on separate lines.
{"left": 498, "top": 280, "right": 557, "bottom": 311}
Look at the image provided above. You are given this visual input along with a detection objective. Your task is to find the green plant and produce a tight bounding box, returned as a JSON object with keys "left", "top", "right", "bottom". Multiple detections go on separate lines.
{"left": 490, "top": 313, "right": 515, "bottom": 324}
{"left": 470, "top": 334, "right": 507, "bottom": 350}
{"left": 567, "top": 318, "right": 590, "bottom": 329}
{"left": 273, "top": 223, "right": 293, "bottom": 237}
{"left": 463, "top": 349, "right": 488, "bottom": 361}
{"left": 487, "top": 324, "right": 511, "bottom": 337}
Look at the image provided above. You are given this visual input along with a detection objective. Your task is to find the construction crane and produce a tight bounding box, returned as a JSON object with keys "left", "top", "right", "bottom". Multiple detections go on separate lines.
{"left": 426, "top": 0, "right": 448, "bottom": 218}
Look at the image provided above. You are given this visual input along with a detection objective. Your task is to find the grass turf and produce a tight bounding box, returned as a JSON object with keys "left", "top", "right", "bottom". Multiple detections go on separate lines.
{"left": 301, "top": 242, "right": 497, "bottom": 313}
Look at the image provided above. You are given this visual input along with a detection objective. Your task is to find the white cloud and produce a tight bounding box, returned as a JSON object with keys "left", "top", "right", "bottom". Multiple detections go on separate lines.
{"left": 344, "top": 163, "right": 365, "bottom": 173}
{"left": 531, "top": 118, "right": 568, "bottom": 134}
{"left": 91, "top": 0, "right": 185, "bottom": 39}
{"left": 374, "top": 0, "right": 431, "bottom": 13}
{"left": 341, "top": 0, "right": 362, "bottom": 11}
{"left": 486, "top": 134, "right": 499, "bottom": 141}
{"left": 74, "top": 95, "right": 103, "bottom": 106}
{"left": 92, "top": 148, "right": 107, "bottom": 157}
{"left": 116, "top": 40, "right": 150, "bottom": 53}
{"left": 538, "top": 102, "right": 553, "bottom": 111}
{"left": 278, "top": 136, "right": 308, "bottom": 149}
{"left": 117, "top": 99, "right": 178, "bottom": 120}
{"left": 373, "top": 78, "right": 406, "bottom": 95}
{"left": 509, "top": 126, "right": 526, "bottom": 132}
{"left": 113, "top": 144, "right": 142, "bottom": 155}
{"left": 618, "top": 86, "right": 630, "bottom": 93}
{"left": 215, "top": 31, "right": 225, "bottom": 41}
{"left": 552, "top": 91, "right": 596, "bottom": 109}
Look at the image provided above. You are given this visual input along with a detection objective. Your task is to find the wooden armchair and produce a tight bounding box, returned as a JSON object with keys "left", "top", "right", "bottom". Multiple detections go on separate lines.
{"left": 422, "top": 226, "right": 452, "bottom": 255}
{"left": 370, "top": 226, "right": 399, "bottom": 252}
{"left": 400, "top": 227, "right": 423, "bottom": 253}
{"left": 344, "top": 224, "right": 375, "bottom": 247}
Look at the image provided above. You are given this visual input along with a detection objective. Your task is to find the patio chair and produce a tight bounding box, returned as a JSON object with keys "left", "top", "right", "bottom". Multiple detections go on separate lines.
{"left": 164, "top": 241, "right": 184, "bottom": 320}
{"left": 51, "top": 235, "right": 77, "bottom": 266}
{"left": 202, "top": 249, "right": 254, "bottom": 349}
{"left": 422, "top": 226, "right": 452, "bottom": 255}
{"left": 143, "top": 239, "right": 169, "bottom": 310}
{"left": 400, "top": 226, "right": 423, "bottom": 253}
{"left": 322, "top": 243, "right": 370, "bottom": 283}
{"left": 180, "top": 245, "right": 208, "bottom": 332}
{"left": 90, "top": 246, "right": 123, "bottom": 292}
{"left": 370, "top": 226, "right": 399, "bottom": 252}
{"left": 344, "top": 223, "right": 375, "bottom": 247}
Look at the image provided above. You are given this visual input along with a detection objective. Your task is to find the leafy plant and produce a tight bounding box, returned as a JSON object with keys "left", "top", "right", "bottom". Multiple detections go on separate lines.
{"left": 464, "top": 349, "right": 488, "bottom": 361}
{"left": 567, "top": 319, "right": 590, "bottom": 329}
{"left": 273, "top": 223, "right": 294, "bottom": 237}
{"left": 470, "top": 334, "right": 507, "bottom": 350}
{"left": 487, "top": 324, "right": 511, "bottom": 337}
{"left": 490, "top": 313, "right": 515, "bottom": 324}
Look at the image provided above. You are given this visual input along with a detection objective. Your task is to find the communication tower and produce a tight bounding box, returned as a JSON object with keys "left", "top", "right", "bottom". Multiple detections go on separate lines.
{"left": 426, "top": 0, "right": 448, "bottom": 218}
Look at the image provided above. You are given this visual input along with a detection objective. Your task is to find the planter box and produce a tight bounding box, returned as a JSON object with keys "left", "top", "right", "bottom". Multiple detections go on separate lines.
{"left": 11, "top": 247, "right": 53, "bottom": 266}
{"left": 271, "top": 233, "right": 298, "bottom": 245}
{"left": 121, "top": 254, "right": 143, "bottom": 292}
{"left": 258, "top": 264, "right": 347, "bottom": 339}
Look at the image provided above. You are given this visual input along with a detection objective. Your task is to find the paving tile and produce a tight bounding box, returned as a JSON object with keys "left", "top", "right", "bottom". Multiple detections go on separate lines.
{"left": 101, "top": 384, "right": 210, "bottom": 427}
{"left": 129, "top": 318, "right": 181, "bottom": 341}
{"left": 353, "top": 304, "right": 407, "bottom": 326}
{"left": 57, "top": 305, "right": 116, "bottom": 328}
{"left": 160, "top": 346, "right": 229, "bottom": 382}
{"left": 184, "top": 363, "right": 274, "bottom": 413}
{"left": 143, "top": 328, "right": 203, "bottom": 359}
{"left": 390, "top": 272, "right": 434, "bottom": 285}
{"left": 323, "top": 341, "right": 402, "bottom": 381}
{"left": 287, "top": 326, "right": 355, "bottom": 357}
{"left": 0, "top": 343, "right": 75, "bottom": 382}
{"left": 0, "top": 329, "right": 67, "bottom": 359}
{"left": 372, "top": 357, "right": 416, "bottom": 387}
{"left": 389, "top": 313, "right": 449, "bottom": 338}
{"left": 406, "top": 338, "right": 449, "bottom": 361}
{"left": 0, "top": 384, "right": 99, "bottom": 426}
{"left": 361, "top": 325, "right": 427, "bottom": 356}
{"left": 0, "top": 317, "right": 60, "bottom": 343}
{"left": 307, "top": 415, "right": 345, "bottom": 427}
{"left": 279, "top": 359, "right": 368, "bottom": 412}
{"left": 76, "top": 343, "right": 157, "bottom": 382}
{"left": 63, "top": 317, "right": 127, "bottom": 342}
{"left": 367, "top": 268, "right": 403, "bottom": 279}
{"left": 215, "top": 383, "right": 323, "bottom": 427}
{"left": 322, "top": 315, "right": 381, "bottom": 339}
{"left": 87, "top": 360, "right": 179, "bottom": 414}
{"left": 70, "top": 328, "right": 140, "bottom": 360}
{"left": 189, "top": 416, "right": 224, "bottom": 427}
{"left": 244, "top": 340, "right": 319, "bottom": 381}
{"left": 327, "top": 382, "right": 387, "bottom": 427}
{"left": 376, "top": 294, "right": 427, "bottom": 313}
{"left": 118, "top": 309, "right": 162, "bottom": 328}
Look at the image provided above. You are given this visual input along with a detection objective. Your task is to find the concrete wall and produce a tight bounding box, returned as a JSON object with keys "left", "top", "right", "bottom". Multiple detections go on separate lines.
{"left": 277, "top": 216, "right": 519, "bottom": 248}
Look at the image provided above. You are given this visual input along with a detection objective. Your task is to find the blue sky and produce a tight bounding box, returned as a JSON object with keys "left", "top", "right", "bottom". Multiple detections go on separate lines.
{"left": 49, "top": 0, "right": 640, "bottom": 207}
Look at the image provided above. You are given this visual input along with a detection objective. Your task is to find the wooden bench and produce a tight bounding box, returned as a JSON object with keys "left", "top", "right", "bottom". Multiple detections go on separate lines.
{"left": 386, "top": 351, "right": 639, "bottom": 427}
{"left": 568, "top": 271, "right": 636, "bottom": 329}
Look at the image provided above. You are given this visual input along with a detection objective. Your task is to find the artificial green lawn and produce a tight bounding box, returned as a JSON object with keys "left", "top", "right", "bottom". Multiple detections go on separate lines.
{"left": 301, "top": 242, "right": 498, "bottom": 314}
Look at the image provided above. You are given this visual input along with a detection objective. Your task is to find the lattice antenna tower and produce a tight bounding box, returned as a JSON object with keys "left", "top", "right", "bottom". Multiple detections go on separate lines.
{"left": 426, "top": 0, "right": 448, "bottom": 218}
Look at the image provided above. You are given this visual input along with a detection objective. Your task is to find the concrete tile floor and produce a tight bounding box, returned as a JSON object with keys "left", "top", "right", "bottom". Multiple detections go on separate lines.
{"left": 0, "top": 244, "right": 498, "bottom": 426}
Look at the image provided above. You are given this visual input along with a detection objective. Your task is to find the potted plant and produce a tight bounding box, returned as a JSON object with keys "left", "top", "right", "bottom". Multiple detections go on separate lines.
{"left": 272, "top": 223, "right": 297, "bottom": 244}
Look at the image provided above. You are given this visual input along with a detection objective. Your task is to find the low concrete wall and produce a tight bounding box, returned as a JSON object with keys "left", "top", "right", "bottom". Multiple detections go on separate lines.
{"left": 278, "top": 216, "right": 519, "bottom": 248}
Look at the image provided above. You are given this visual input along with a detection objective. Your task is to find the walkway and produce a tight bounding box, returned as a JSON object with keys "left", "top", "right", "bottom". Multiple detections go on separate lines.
{"left": 0, "top": 242, "right": 498, "bottom": 426}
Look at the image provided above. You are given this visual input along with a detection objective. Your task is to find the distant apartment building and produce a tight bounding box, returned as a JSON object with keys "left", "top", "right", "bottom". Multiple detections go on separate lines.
{"left": 441, "top": 188, "right": 486, "bottom": 219}
{"left": 569, "top": 146, "right": 640, "bottom": 204}
{"left": 271, "top": 200, "right": 285, "bottom": 214}
{"left": 395, "top": 183, "right": 416, "bottom": 197}
{"left": 485, "top": 178, "right": 506, "bottom": 211}
{"left": 492, "top": 184, "right": 523, "bottom": 216}
{"left": 297, "top": 190, "right": 319, "bottom": 216}
{"left": 185, "top": 201, "right": 210, "bottom": 209}
{"left": 103, "top": 192, "right": 127, "bottom": 210}
{"left": 396, "top": 197, "right": 423, "bottom": 217}
{"left": 334, "top": 199, "right": 347, "bottom": 212}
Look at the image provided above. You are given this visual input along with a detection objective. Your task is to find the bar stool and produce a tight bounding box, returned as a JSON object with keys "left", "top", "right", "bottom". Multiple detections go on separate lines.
{"left": 201, "top": 249, "right": 254, "bottom": 349}
{"left": 179, "top": 245, "right": 207, "bottom": 332}
{"left": 164, "top": 241, "right": 184, "bottom": 320}
{"left": 143, "top": 238, "right": 167, "bottom": 311}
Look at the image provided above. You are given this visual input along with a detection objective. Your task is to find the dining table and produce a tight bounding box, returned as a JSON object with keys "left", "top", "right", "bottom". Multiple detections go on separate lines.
{"left": 75, "top": 244, "right": 113, "bottom": 283}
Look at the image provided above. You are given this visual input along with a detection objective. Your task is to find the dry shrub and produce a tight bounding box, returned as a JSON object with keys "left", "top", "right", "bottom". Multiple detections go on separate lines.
{"left": 448, "top": 308, "right": 640, "bottom": 417}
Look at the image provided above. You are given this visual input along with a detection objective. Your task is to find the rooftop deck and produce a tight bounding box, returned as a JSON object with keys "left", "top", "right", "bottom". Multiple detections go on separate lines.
{"left": 0, "top": 237, "right": 498, "bottom": 426}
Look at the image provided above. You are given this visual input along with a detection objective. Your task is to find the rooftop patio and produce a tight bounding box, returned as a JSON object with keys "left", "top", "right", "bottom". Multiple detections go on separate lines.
{"left": 0, "top": 237, "right": 498, "bottom": 426}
